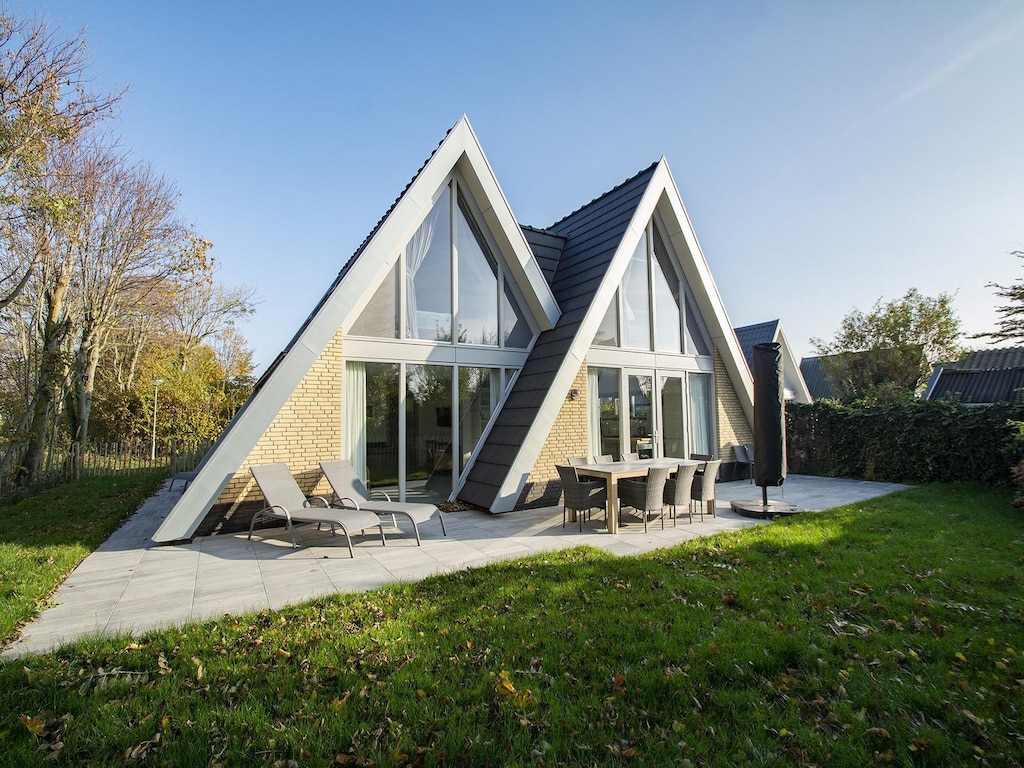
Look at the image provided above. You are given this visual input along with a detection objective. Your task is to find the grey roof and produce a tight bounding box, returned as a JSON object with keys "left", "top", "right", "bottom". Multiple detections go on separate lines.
{"left": 954, "top": 347, "right": 1024, "bottom": 370}
{"left": 928, "top": 367, "right": 1024, "bottom": 404}
{"left": 799, "top": 356, "right": 834, "bottom": 400}
{"left": 459, "top": 163, "right": 659, "bottom": 509}
{"left": 521, "top": 226, "right": 565, "bottom": 285}
{"left": 735, "top": 320, "right": 780, "bottom": 372}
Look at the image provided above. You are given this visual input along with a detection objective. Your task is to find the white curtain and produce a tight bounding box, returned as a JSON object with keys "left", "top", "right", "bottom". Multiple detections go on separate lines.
{"left": 587, "top": 368, "right": 601, "bottom": 458}
{"left": 345, "top": 362, "right": 367, "bottom": 480}
{"left": 405, "top": 199, "right": 445, "bottom": 339}
{"left": 688, "top": 373, "right": 711, "bottom": 456}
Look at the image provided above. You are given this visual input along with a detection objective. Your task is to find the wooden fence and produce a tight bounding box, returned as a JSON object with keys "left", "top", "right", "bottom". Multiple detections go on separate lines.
{"left": 0, "top": 439, "right": 213, "bottom": 497}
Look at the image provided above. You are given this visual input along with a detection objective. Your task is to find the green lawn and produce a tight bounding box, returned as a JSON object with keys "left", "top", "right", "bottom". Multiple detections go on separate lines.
{"left": 1, "top": 482, "right": 1022, "bottom": 766}
{"left": 0, "top": 471, "right": 166, "bottom": 646}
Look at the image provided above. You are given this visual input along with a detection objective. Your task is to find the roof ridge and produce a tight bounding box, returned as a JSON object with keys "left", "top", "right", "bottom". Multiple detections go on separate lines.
{"left": 546, "top": 161, "right": 659, "bottom": 230}
{"left": 520, "top": 223, "right": 566, "bottom": 239}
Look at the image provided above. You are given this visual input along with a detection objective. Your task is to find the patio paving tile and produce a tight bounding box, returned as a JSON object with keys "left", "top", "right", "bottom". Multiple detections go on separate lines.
{"left": 2, "top": 474, "right": 910, "bottom": 658}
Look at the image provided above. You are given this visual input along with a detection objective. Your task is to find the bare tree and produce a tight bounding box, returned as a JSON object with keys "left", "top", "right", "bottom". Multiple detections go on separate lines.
{"left": 65, "top": 143, "right": 209, "bottom": 452}
{"left": 0, "top": 9, "right": 126, "bottom": 311}
{"left": 164, "top": 267, "right": 257, "bottom": 370}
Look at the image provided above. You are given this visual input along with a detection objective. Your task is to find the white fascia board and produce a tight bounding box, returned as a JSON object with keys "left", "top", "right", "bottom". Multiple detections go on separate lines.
{"left": 454, "top": 120, "right": 559, "bottom": 331}
{"left": 488, "top": 179, "right": 662, "bottom": 512}
{"left": 774, "top": 325, "right": 813, "bottom": 404}
{"left": 153, "top": 341, "right": 319, "bottom": 542}
{"left": 655, "top": 160, "right": 754, "bottom": 424}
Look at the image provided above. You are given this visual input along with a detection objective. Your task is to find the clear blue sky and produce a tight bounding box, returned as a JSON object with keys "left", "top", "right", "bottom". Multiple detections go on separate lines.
{"left": 34, "top": 0, "right": 1024, "bottom": 371}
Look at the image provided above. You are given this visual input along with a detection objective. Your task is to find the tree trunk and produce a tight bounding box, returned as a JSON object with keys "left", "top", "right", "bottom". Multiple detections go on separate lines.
{"left": 22, "top": 312, "right": 71, "bottom": 483}
{"left": 20, "top": 234, "right": 74, "bottom": 484}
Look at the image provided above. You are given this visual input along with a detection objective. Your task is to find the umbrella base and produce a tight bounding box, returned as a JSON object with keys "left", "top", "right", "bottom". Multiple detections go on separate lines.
{"left": 731, "top": 499, "right": 801, "bottom": 519}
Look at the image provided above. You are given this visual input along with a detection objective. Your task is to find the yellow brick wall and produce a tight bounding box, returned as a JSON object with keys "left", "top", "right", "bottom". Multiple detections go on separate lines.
{"left": 715, "top": 347, "right": 753, "bottom": 457}
{"left": 214, "top": 327, "right": 345, "bottom": 508}
{"left": 526, "top": 362, "right": 589, "bottom": 485}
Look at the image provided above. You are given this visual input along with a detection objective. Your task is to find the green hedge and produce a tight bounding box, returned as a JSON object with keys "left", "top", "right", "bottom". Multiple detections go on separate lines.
{"left": 786, "top": 400, "right": 1024, "bottom": 485}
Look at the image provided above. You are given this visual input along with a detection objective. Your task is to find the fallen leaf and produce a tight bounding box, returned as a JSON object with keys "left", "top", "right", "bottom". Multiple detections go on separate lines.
{"left": 20, "top": 715, "right": 45, "bottom": 736}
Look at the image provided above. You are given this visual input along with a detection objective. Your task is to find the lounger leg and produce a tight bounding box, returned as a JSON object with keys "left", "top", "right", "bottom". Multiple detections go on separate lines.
{"left": 438, "top": 514, "right": 447, "bottom": 536}
{"left": 336, "top": 524, "right": 355, "bottom": 558}
{"left": 412, "top": 521, "right": 421, "bottom": 546}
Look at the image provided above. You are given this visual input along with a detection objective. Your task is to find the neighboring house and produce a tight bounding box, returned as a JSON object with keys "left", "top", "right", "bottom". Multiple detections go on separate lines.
{"left": 799, "top": 355, "right": 835, "bottom": 400}
{"left": 154, "top": 116, "right": 755, "bottom": 544}
{"left": 924, "top": 346, "right": 1024, "bottom": 404}
{"left": 734, "top": 320, "right": 812, "bottom": 403}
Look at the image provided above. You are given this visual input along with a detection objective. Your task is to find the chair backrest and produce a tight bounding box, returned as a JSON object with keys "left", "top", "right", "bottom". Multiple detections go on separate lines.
{"left": 640, "top": 465, "right": 673, "bottom": 509}
{"left": 733, "top": 445, "right": 750, "bottom": 464}
{"left": 744, "top": 444, "right": 755, "bottom": 462}
{"left": 622, "top": 452, "right": 639, "bottom": 462}
{"left": 595, "top": 454, "right": 614, "bottom": 464}
{"left": 666, "top": 463, "right": 699, "bottom": 506}
{"left": 696, "top": 459, "right": 722, "bottom": 500}
{"left": 567, "top": 456, "right": 589, "bottom": 467}
{"left": 320, "top": 459, "right": 372, "bottom": 503}
{"left": 556, "top": 465, "right": 582, "bottom": 506}
{"left": 251, "top": 463, "right": 307, "bottom": 511}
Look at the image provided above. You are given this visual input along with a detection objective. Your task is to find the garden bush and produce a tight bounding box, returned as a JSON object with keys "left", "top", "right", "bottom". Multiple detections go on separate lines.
{"left": 787, "top": 399, "right": 1024, "bottom": 485}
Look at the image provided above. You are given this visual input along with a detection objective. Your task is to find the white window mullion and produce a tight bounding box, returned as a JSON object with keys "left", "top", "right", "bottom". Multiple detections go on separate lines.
{"left": 450, "top": 365, "right": 458, "bottom": 499}
{"left": 450, "top": 180, "right": 458, "bottom": 344}
{"left": 398, "top": 362, "right": 407, "bottom": 500}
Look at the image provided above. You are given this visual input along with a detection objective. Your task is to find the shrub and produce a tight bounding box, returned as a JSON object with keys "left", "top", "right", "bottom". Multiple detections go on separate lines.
{"left": 786, "top": 399, "right": 1024, "bottom": 486}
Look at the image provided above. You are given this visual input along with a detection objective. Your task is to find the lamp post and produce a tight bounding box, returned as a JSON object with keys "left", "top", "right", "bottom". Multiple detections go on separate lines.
{"left": 151, "top": 378, "right": 163, "bottom": 461}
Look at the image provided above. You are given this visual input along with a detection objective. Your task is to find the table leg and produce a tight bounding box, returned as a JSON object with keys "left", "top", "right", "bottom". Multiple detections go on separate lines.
{"left": 606, "top": 478, "right": 619, "bottom": 534}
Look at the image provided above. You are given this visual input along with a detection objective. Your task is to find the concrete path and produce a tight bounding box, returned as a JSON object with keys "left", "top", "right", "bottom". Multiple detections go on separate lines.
{"left": 2, "top": 475, "right": 908, "bottom": 658}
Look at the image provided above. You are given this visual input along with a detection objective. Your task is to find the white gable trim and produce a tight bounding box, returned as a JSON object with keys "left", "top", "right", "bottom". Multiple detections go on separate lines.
{"left": 771, "top": 323, "right": 813, "bottom": 404}
{"left": 487, "top": 159, "right": 755, "bottom": 512}
{"left": 153, "top": 116, "right": 559, "bottom": 543}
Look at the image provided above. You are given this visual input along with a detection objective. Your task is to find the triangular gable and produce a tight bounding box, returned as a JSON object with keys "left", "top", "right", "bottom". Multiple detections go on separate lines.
{"left": 460, "top": 158, "right": 754, "bottom": 512}
{"left": 154, "top": 116, "right": 559, "bottom": 543}
{"left": 735, "top": 320, "right": 813, "bottom": 403}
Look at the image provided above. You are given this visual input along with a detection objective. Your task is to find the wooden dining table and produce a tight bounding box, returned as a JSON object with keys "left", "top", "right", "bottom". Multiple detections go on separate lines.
{"left": 574, "top": 457, "right": 700, "bottom": 534}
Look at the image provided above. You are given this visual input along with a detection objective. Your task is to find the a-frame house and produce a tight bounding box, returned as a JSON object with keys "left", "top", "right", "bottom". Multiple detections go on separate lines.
{"left": 154, "top": 116, "right": 753, "bottom": 544}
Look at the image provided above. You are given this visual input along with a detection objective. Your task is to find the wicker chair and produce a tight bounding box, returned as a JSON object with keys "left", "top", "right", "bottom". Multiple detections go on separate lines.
{"left": 594, "top": 454, "right": 614, "bottom": 463}
{"left": 622, "top": 452, "right": 640, "bottom": 461}
{"left": 690, "top": 459, "right": 721, "bottom": 520}
{"left": 556, "top": 465, "right": 607, "bottom": 531}
{"left": 618, "top": 465, "right": 672, "bottom": 532}
{"left": 663, "top": 463, "right": 700, "bottom": 524}
{"left": 567, "top": 456, "right": 590, "bottom": 467}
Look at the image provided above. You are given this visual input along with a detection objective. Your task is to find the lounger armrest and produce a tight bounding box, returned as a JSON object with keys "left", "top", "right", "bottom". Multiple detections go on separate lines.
{"left": 258, "top": 504, "right": 293, "bottom": 524}
{"left": 371, "top": 490, "right": 393, "bottom": 502}
{"left": 335, "top": 496, "right": 361, "bottom": 510}
{"left": 304, "top": 496, "right": 331, "bottom": 508}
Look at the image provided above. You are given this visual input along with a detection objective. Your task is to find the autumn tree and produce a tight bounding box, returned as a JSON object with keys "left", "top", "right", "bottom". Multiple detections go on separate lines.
{"left": 976, "top": 250, "right": 1024, "bottom": 344}
{"left": 811, "top": 288, "right": 963, "bottom": 402}
{"left": 0, "top": 9, "right": 126, "bottom": 310}
{"left": 63, "top": 142, "right": 209, "bottom": 455}
{"left": 2, "top": 131, "right": 210, "bottom": 481}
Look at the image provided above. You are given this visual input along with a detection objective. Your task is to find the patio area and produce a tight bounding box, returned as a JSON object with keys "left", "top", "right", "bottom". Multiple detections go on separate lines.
{"left": 3, "top": 474, "right": 907, "bottom": 658}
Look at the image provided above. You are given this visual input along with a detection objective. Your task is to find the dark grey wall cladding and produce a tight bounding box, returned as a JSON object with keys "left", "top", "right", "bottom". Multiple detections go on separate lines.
{"left": 458, "top": 164, "right": 658, "bottom": 509}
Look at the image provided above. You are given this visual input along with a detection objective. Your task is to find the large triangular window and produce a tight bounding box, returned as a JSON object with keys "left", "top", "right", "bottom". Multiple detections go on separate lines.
{"left": 592, "top": 217, "right": 711, "bottom": 356}
{"left": 351, "top": 180, "right": 533, "bottom": 349}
